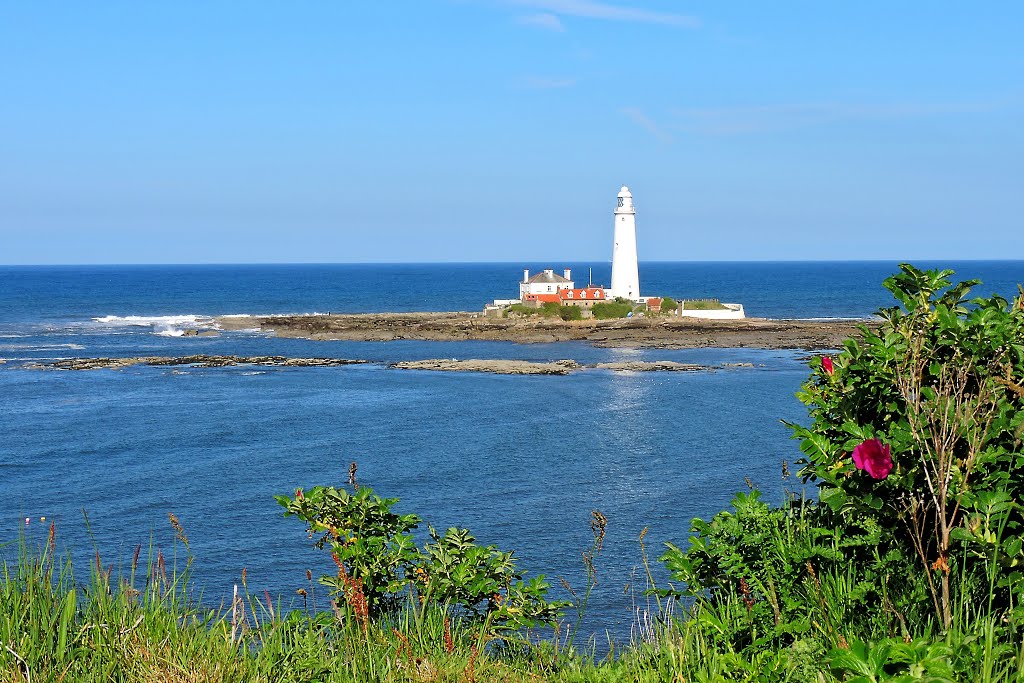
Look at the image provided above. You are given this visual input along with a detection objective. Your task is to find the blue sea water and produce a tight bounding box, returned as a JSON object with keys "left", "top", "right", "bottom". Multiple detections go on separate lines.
{"left": 1, "top": 261, "right": 1021, "bottom": 641}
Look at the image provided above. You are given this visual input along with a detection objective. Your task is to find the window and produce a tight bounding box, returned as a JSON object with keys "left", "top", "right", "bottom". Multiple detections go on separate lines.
{"left": 567, "top": 290, "right": 573, "bottom": 298}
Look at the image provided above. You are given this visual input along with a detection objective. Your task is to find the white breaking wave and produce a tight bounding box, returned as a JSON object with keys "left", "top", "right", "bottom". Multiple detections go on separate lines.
{"left": 0, "top": 343, "right": 85, "bottom": 351}
{"left": 92, "top": 314, "right": 209, "bottom": 326}
{"left": 92, "top": 314, "right": 216, "bottom": 337}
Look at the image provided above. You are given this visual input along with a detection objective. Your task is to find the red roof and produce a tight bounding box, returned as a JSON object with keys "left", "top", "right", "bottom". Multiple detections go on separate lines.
{"left": 557, "top": 288, "right": 606, "bottom": 302}
{"left": 647, "top": 298, "right": 662, "bottom": 305}
{"left": 524, "top": 293, "right": 561, "bottom": 304}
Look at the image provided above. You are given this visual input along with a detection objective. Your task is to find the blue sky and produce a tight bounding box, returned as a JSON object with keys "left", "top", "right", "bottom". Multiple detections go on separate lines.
{"left": 0, "top": 1, "right": 1021, "bottom": 264}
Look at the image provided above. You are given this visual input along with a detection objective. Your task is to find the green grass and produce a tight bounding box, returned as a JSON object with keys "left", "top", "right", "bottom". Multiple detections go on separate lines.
{"left": 682, "top": 299, "right": 729, "bottom": 311}
{"left": 4, "top": 517, "right": 1024, "bottom": 682}
{"left": 0, "top": 531, "right": 762, "bottom": 683}
{"left": 504, "top": 303, "right": 582, "bottom": 320}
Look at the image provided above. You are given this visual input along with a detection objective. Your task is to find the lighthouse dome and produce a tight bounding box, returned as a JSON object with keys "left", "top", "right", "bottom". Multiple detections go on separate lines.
{"left": 617, "top": 186, "right": 632, "bottom": 198}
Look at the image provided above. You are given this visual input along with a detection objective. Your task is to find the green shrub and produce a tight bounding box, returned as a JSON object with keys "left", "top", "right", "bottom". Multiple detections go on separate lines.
{"left": 277, "top": 485, "right": 420, "bottom": 616}
{"left": 790, "top": 264, "right": 1024, "bottom": 628}
{"left": 660, "top": 297, "right": 679, "bottom": 312}
{"left": 505, "top": 303, "right": 538, "bottom": 317}
{"left": 278, "top": 485, "right": 564, "bottom": 630}
{"left": 592, "top": 302, "right": 635, "bottom": 319}
{"left": 661, "top": 264, "right": 1024, "bottom": 674}
{"left": 541, "top": 301, "right": 561, "bottom": 316}
{"left": 416, "top": 526, "right": 565, "bottom": 630}
{"left": 501, "top": 302, "right": 581, "bottom": 321}
{"left": 558, "top": 305, "right": 582, "bottom": 321}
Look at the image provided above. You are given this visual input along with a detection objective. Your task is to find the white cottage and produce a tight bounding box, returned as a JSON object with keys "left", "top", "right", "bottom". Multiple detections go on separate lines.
{"left": 519, "top": 269, "right": 575, "bottom": 298}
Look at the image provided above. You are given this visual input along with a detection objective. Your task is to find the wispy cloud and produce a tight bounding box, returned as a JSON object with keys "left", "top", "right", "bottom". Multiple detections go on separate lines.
{"left": 622, "top": 107, "right": 672, "bottom": 143}
{"left": 672, "top": 100, "right": 1002, "bottom": 135}
{"left": 521, "top": 76, "right": 577, "bottom": 89}
{"left": 516, "top": 12, "right": 565, "bottom": 31}
{"left": 509, "top": 0, "right": 699, "bottom": 27}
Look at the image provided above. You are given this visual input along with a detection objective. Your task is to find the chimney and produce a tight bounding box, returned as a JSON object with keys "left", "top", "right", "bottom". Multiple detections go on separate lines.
{"left": 523, "top": 269, "right": 529, "bottom": 282}
{"left": 544, "top": 269, "right": 553, "bottom": 275}
{"left": 564, "top": 268, "right": 571, "bottom": 281}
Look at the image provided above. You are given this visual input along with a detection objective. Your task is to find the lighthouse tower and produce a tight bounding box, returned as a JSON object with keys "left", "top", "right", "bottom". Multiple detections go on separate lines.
{"left": 610, "top": 185, "right": 640, "bottom": 300}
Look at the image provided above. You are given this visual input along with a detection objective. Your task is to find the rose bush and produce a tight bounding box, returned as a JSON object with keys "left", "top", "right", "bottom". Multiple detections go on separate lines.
{"left": 662, "top": 264, "right": 1024, "bottom": 667}
{"left": 791, "top": 264, "right": 1024, "bottom": 628}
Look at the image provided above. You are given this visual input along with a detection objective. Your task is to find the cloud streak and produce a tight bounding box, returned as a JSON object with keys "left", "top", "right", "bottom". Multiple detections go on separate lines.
{"left": 622, "top": 107, "right": 672, "bottom": 143}
{"left": 516, "top": 12, "right": 565, "bottom": 31}
{"left": 509, "top": 0, "right": 698, "bottom": 27}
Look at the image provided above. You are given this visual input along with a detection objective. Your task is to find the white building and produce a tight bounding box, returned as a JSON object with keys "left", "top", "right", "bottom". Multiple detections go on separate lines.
{"left": 609, "top": 186, "right": 640, "bottom": 301}
{"left": 520, "top": 269, "right": 574, "bottom": 298}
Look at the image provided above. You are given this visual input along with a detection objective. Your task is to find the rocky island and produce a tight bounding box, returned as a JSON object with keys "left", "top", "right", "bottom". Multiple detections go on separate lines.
{"left": 216, "top": 312, "right": 873, "bottom": 350}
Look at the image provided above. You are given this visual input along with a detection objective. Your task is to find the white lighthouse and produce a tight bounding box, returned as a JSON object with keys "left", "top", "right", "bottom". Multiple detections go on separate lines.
{"left": 609, "top": 185, "right": 640, "bottom": 300}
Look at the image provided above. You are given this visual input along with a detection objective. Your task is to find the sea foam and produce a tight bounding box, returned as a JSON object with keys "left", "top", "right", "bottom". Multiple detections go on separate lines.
{"left": 0, "top": 343, "right": 85, "bottom": 351}
{"left": 92, "top": 314, "right": 216, "bottom": 337}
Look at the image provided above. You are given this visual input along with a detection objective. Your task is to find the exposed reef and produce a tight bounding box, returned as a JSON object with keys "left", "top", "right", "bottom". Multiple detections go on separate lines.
{"left": 29, "top": 355, "right": 367, "bottom": 371}
{"left": 390, "top": 359, "right": 580, "bottom": 375}
{"left": 20, "top": 356, "right": 739, "bottom": 375}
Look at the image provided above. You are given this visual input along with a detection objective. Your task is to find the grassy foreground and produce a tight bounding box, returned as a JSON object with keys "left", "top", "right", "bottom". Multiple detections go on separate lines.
{"left": 3, "top": 520, "right": 1024, "bottom": 683}
{"left": 0, "top": 530, "right": 772, "bottom": 683}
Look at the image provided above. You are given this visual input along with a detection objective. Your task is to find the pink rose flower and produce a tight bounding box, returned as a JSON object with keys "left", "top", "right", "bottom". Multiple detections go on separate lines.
{"left": 852, "top": 438, "right": 893, "bottom": 480}
{"left": 822, "top": 356, "right": 834, "bottom": 376}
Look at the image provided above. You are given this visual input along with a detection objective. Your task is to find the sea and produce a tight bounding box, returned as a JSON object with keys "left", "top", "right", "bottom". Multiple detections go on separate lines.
{"left": 1, "top": 261, "right": 1022, "bottom": 642}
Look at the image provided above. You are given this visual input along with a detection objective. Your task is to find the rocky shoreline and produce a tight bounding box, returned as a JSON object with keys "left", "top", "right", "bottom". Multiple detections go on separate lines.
{"left": 216, "top": 312, "right": 872, "bottom": 350}
{"left": 28, "top": 355, "right": 368, "bottom": 371}
{"left": 25, "top": 355, "right": 745, "bottom": 375}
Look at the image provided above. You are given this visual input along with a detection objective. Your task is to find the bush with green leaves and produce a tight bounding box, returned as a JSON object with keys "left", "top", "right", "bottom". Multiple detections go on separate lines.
{"left": 277, "top": 485, "right": 420, "bottom": 617}
{"left": 505, "top": 302, "right": 582, "bottom": 320}
{"left": 278, "top": 485, "right": 563, "bottom": 631}
{"left": 592, "top": 301, "right": 635, "bottom": 319}
{"left": 561, "top": 305, "right": 583, "bottom": 321}
{"left": 415, "top": 526, "right": 566, "bottom": 630}
{"left": 790, "top": 264, "right": 1024, "bottom": 628}
{"left": 660, "top": 489, "right": 903, "bottom": 659}
{"left": 542, "top": 302, "right": 582, "bottom": 321}
{"left": 661, "top": 264, "right": 1024, "bottom": 675}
